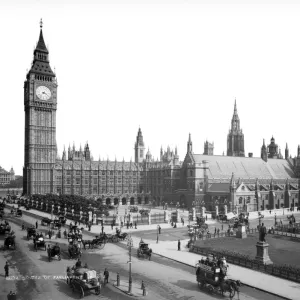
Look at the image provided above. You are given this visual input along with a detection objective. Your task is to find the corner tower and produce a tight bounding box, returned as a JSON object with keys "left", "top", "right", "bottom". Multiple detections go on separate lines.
{"left": 227, "top": 99, "right": 245, "bottom": 157}
{"left": 23, "top": 20, "right": 58, "bottom": 195}
{"left": 134, "top": 127, "right": 145, "bottom": 163}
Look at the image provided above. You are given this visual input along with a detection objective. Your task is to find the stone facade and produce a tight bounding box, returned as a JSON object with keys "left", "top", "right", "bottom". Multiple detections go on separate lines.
{"left": 0, "top": 166, "right": 15, "bottom": 186}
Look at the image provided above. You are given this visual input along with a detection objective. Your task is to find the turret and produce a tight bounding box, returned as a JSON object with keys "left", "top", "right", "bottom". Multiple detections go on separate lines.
{"left": 285, "top": 143, "right": 289, "bottom": 160}
{"left": 187, "top": 133, "right": 193, "bottom": 153}
{"left": 134, "top": 127, "right": 145, "bottom": 163}
{"left": 261, "top": 139, "right": 267, "bottom": 162}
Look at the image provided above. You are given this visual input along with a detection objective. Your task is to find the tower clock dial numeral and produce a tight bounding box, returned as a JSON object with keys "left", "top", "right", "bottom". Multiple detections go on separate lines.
{"left": 36, "top": 86, "right": 51, "bottom": 100}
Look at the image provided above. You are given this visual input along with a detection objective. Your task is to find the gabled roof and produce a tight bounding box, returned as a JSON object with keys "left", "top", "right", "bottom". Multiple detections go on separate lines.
{"left": 208, "top": 183, "right": 229, "bottom": 193}
{"left": 190, "top": 154, "right": 296, "bottom": 180}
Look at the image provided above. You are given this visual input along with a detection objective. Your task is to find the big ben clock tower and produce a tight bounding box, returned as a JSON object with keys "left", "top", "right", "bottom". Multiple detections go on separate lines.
{"left": 23, "top": 20, "right": 57, "bottom": 195}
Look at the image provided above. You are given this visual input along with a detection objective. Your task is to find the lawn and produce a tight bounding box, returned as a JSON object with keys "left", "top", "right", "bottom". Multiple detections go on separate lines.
{"left": 197, "top": 233, "right": 300, "bottom": 267}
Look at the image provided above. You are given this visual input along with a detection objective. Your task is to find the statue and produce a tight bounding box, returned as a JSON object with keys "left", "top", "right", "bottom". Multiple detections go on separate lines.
{"left": 259, "top": 222, "right": 267, "bottom": 242}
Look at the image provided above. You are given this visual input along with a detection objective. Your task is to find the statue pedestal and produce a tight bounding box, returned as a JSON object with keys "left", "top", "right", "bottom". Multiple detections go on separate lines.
{"left": 255, "top": 242, "right": 273, "bottom": 265}
{"left": 236, "top": 224, "right": 247, "bottom": 239}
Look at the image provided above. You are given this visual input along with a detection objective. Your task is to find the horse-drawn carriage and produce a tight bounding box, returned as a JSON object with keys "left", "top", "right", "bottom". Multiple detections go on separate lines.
{"left": 67, "top": 267, "right": 100, "bottom": 298}
{"left": 52, "top": 219, "right": 62, "bottom": 229}
{"left": 68, "top": 242, "right": 82, "bottom": 259}
{"left": 47, "top": 244, "right": 61, "bottom": 262}
{"left": 33, "top": 234, "right": 46, "bottom": 251}
{"left": 196, "top": 217, "right": 208, "bottom": 230}
{"left": 82, "top": 236, "right": 105, "bottom": 250}
{"left": 196, "top": 255, "right": 240, "bottom": 299}
{"left": 27, "top": 226, "right": 36, "bottom": 240}
{"left": 58, "top": 215, "right": 67, "bottom": 225}
{"left": 4, "top": 234, "right": 16, "bottom": 250}
{"left": 0, "top": 222, "right": 11, "bottom": 235}
{"left": 15, "top": 209, "right": 22, "bottom": 217}
{"left": 41, "top": 217, "right": 52, "bottom": 226}
{"left": 137, "top": 241, "right": 152, "bottom": 260}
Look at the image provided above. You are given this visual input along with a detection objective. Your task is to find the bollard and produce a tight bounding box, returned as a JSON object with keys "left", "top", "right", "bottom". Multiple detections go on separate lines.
{"left": 142, "top": 285, "right": 147, "bottom": 296}
{"left": 117, "top": 273, "right": 120, "bottom": 287}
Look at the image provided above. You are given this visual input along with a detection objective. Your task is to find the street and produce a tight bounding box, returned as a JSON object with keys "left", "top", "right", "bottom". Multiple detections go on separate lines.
{"left": 0, "top": 210, "right": 288, "bottom": 300}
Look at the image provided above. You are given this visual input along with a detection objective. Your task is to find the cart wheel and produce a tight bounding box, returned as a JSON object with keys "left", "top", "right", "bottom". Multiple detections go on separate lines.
{"left": 95, "top": 286, "right": 100, "bottom": 295}
{"left": 99, "top": 243, "right": 104, "bottom": 250}
{"left": 207, "top": 285, "right": 214, "bottom": 294}
{"left": 80, "top": 286, "right": 84, "bottom": 298}
{"left": 229, "top": 288, "right": 235, "bottom": 299}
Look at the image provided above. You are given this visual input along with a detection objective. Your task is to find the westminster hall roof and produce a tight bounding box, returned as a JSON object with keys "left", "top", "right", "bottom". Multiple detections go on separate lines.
{"left": 190, "top": 154, "right": 296, "bottom": 180}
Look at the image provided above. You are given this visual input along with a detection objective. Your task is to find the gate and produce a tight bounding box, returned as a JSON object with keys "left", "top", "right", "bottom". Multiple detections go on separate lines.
{"left": 151, "top": 213, "right": 165, "bottom": 224}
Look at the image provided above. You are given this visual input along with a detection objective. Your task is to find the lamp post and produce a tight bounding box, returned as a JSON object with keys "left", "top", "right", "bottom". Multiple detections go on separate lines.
{"left": 157, "top": 225, "right": 159, "bottom": 243}
{"left": 127, "top": 234, "right": 133, "bottom": 293}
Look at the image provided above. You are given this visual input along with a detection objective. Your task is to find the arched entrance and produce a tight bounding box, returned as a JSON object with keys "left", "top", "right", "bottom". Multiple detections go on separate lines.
{"left": 138, "top": 197, "right": 142, "bottom": 204}
{"left": 106, "top": 198, "right": 111, "bottom": 205}
{"left": 145, "top": 197, "right": 149, "bottom": 204}
{"left": 114, "top": 198, "right": 119, "bottom": 205}
{"left": 130, "top": 197, "right": 135, "bottom": 205}
{"left": 122, "top": 197, "right": 127, "bottom": 205}
{"left": 180, "top": 194, "right": 187, "bottom": 209}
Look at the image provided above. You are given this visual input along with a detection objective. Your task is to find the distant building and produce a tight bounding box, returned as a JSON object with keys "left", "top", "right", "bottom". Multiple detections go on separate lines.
{"left": 0, "top": 166, "right": 15, "bottom": 186}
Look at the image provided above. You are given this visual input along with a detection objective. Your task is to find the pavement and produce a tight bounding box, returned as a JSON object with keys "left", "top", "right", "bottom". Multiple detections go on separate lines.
{"left": 113, "top": 280, "right": 146, "bottom": 298}
{"left": 5, "top": 204, "right": 300, "bottom": 300}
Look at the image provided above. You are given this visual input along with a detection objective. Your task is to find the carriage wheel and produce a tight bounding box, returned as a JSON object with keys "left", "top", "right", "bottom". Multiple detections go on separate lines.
{"left": 98, "top": 243, "right": 104, "bottom": 250}
{"left": 207, "top": 285, "right": 214, "bottom": 294}
{"left": 229, "top": 288, "right": 235, "bottom": 299}
{"left": 58, "top": 255, "right": 61, "bottom": 261}
{"left": 95, "top": 286, "right": 100, "bottom": 295}
{"left": 80, "top": 286, "right": 84, "bottom": 298}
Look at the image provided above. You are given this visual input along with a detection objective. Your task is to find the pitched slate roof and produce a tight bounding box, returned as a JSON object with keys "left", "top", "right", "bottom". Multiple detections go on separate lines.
{"left": 191, "top": 154, "right": 296, "bottom": 180}
{"left": 208, "top": 183, "right": 230, "bottom": 193}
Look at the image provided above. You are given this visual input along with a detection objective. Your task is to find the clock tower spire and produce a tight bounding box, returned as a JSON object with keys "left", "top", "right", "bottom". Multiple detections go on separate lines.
{"left": 23, "top": 20, "right": 58, "bottom": 195}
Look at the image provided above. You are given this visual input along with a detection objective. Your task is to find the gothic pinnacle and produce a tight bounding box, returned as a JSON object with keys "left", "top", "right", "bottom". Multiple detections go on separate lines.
{"left": 40, "top": 18, "right": 43, "bottom": 29}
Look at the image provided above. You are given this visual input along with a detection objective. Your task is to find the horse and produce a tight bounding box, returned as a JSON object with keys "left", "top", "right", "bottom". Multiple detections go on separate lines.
{"left": 220, "top": 279, "right": 241, "bottom": 298}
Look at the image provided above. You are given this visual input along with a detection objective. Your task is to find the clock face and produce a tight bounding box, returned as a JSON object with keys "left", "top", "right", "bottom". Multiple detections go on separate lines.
{"left": 36, "top": 86, "right": 51, "bottom": 100}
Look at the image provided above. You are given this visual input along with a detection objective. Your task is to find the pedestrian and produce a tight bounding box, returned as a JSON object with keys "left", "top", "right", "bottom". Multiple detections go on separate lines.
{"left": 158, "top": 225, "right": 161, "bottom": 234}
{"left": 88, "top": 223, "right": 91, "bottom": 231}
{"left": 104, "top": 268, "right": 109, "bottom": 284}
{"left": 101, "top": 225, "right": 104, "bottom": 234}
{"left": 48, "top": 229, "right": 52, "bottom": 239}
{"left": 217, "top": 228, "right": 220, "bottom": 235}
{"left": 127, "top": 221, "right": 129, "bottom": 229}
{"left": 4, "top": 261, "right": 9, "bottom": 277}
{"left": 134, "top": 221, "right": 137, "bottom": 229}
{"left": 35, "top": 221, "right": 38, "bottom": 229}
{"left": 205, "top": 215, "right": 207, "bottom": 221}
{"left": 178, "top": 239, "right": 181, "bottom": 251}
{"left": 121, "top": 221, "right": 123, "bottom": 228}
{"left": 269, "top": 210, "right": 271, "bottom": 214}
{"left": 214, "top": 227, "right": 217, "bottom": 234}
{"left": 111, "top": 223, "right": 113, "bottom": 230}
{"left": 130, "top": 222, "right": 133, "bottom": 229}
{"left": 221, "top": 224, "right": 223, "bottom": 231}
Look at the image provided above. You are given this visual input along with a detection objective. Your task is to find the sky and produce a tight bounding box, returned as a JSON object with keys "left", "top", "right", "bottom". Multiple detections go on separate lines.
{"left": 1, "top": 0, "right": 300, "bottom": 175}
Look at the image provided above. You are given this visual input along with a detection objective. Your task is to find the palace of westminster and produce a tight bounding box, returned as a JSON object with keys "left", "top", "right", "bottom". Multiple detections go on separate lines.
{"left": 23, "top": 21, "right": 300, "bottom": 214}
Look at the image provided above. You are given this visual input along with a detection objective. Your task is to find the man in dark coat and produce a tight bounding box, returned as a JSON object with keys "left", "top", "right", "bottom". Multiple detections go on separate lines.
{"left": 101, "top": 225, "right": 104, "bottom": 234}
{"left": 104, "top": 268, "right": 109, "bottom": 283}
{"left": 4, "top": 261, "right": 9, "bottom": 277}
{"left": 178, "top": 239, "right": 181, "bottom": 251}
{"left": 35, "top": 221, "right": 38, "bottom": 229}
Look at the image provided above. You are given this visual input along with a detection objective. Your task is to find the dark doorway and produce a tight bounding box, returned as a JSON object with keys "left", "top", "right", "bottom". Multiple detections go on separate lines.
{"left": 145, "top": 197, "right": 149, "bottom": 204}
{"left": 114, "top": 198, "right": 119, "bottom": 205}
{"left": 138, "top": 197, "right": 142, "bottom": 204}
{"left": 130, "top": 197, "right": 135, "bottom": 205}
{"left": 122, "top": 197, "right": 127, "bottom": 205}
{"left": 106, "top": 198, "right": 111, "bottom": 205}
